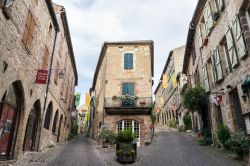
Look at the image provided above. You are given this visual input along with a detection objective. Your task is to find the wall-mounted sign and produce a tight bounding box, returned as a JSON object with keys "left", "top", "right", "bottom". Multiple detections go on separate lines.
{"left": 35, "top": 70, "right": 48, "bottom": 84}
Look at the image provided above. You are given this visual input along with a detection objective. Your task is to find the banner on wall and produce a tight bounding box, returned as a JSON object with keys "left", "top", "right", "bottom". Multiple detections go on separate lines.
{"left": 162, "top": 74, "right": 168, "bottom": 89}
{"left": 74, "top": 93, "right": 81, "bottom": 107}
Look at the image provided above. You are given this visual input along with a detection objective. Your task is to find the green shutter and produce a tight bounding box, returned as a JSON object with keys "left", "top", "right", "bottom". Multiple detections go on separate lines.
{"left": 226, "top": 28, "right": 239, "bottom": 68}
{"left": 198, "top": 25, "right": 203, "bottom": 48}
{"left": 216, "top": 0, "right": 224, "bottom": 11}
{"left": 232, "top": 15, "right": 247, "bottom": 59}
{"left": 214, "top": 47, "right": 223, "bottom": 81}
{"left": 203, "top": 64, "right": 210, "bottom": 92}
{"left": 204, "top": 2, "right": 213, "bottom": 35}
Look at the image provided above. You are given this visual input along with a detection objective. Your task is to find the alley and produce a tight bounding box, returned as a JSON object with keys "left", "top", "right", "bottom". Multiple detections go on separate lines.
{"left": 14, "top": 128, "right": 243, "bottom": 166}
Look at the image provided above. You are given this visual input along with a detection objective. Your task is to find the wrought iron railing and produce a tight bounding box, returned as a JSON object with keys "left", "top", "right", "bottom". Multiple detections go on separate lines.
{"left": 104, "top": 97, "right": 152, "bottom": 108}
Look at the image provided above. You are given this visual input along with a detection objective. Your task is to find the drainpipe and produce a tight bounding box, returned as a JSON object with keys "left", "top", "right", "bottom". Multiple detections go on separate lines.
{"left": 38, "top": 29, "right": 59, "bottom": 150}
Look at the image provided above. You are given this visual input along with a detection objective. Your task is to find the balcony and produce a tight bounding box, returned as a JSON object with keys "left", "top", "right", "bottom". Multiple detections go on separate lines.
{"left": 104, "top": 96, "right": 152, "bottom": 115}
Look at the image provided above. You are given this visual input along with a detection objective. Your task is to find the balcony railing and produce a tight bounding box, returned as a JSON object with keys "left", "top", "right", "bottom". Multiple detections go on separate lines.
{"left": 104, "top": 96, "right": 152, "bottom": 115}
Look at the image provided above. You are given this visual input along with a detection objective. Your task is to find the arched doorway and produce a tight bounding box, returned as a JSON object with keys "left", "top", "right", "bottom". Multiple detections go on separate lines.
{"left": 117, "top": 120, "right": 140, "bottom": 146}
{"left": 0, "top": 81, "right": 24, "bottom": 160}
{"left": 44, "top": 102, "right": 53, "bottom": 130}
{"left": 57, "top": 114, "right": 63, "bottom": 142}
{"left": 52, "top": 110, "right": 59, "bottom": 134}
{"left": 23, "top": 100, "right": 40, "bottom": 151}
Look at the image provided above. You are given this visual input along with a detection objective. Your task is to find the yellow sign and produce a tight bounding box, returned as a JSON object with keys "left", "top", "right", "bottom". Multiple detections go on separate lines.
{"left": 85, "top": 93, "right": 91, "bottom": 108}
{"left": 171, "top": 73, "right": 177, "bottom": 88}
{"left": 162, "top": 74, "right": 168, "bottom": 88}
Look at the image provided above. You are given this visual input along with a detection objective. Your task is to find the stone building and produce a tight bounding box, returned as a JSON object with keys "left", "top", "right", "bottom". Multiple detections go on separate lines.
{"left": 0, "top": 0, "right": 77, "bottom": 160}
{"left": 183, "top": 0, "right": 250, "bottom": 135}
{"left": 154, "top": 46, "right": 185, "bottom": 126}
{"left": 90, "top": 41, "right": 154, "bottom": 146}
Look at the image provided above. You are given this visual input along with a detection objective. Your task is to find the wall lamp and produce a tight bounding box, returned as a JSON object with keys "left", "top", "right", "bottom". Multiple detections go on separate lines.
{"left": 241, "top": 94, "right": 248, "bottom": 103}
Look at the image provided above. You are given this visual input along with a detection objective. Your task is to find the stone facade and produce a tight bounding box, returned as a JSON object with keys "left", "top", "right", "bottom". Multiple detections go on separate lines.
{"left": 183, "top": 0, "right": 250, "bottom": 135}
{"left": 90, "top": 41, "right": 154, "bottom": 146}
{"left": 154, "top": 46, "right": 185, "bottom": 127}
{"left": 0, "top": 0, "right": 77, "bottom": 160}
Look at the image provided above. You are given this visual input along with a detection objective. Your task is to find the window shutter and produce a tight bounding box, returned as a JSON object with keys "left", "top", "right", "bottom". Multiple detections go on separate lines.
{"left": 202, "top": 64, "right": 210, "bottom": 92}
{"left": 122, "top": 83, "right": 128, "bottom": 95}
{"left": 232, "top": 15, "right": 247, "bottom": 59}
{"left": 198, "top": 25, "right": 203, "bottom": 48}
{"left": 216, "top": 0, "right": 224, "bottom": 11}
{"left": 23, "top": 11, "right": 35, "bottom": 51}
{"left": 42, "top": 46, "right": 49, "bottom": 69}
{"left": 128, "top": 83, "right": 134, "bottom": 96}
{"left": 226, "top": 28, "right": 238, "bottom": 68}
{"left": 204, "top": 2, "right": 213, "bottom": 35}
{"left": 214, "top": 47, "right": 223, "bottom": 81}
{"left": 23, "top": 11, "right": 32, "bottom": 46}
{"left": 129, "top": 54, "right": 133, "bottom": 69}
{"left": 124, "top": 54, "right": 129, "bottom": 69}
{"left": 26, "top": 19, "right": 35, "bottom": 50}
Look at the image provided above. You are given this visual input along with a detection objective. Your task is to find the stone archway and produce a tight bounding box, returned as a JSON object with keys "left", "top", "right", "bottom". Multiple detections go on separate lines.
{"left": 0, "top": 80, "right": 24, "bottom": 160}
{"left": 23, "top": 100, "right": 41, "bottom": 151}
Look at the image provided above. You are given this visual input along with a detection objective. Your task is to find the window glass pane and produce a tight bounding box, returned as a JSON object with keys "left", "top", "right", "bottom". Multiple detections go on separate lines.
{"left": 124, "top": 53, "right": 133, "bottom": 69}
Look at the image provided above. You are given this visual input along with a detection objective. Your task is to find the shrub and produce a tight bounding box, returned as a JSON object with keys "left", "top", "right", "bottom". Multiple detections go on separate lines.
{"left": 47, "top": 144, "right": 55, "bottom": 148}
{"left": 116, "top": 128, "right": 136, "bottom": 143}
{"left": 217, "top": 125, "right": 230, "bottom": 147}
{"left": 178, "top": 125, "right": 185, "bottom": 132}
{"left": 183, "top": 113, "right": 191, "bottom": 130}
{"left": 99, "top": 129, "right": 116, "bottom": 144}
{"left": 225, "top": 131, "right": 250, "bottom": 154}
{"left": 168, "top": 119, "right": 177, "bottom": 128}
{"left": 151, "top": 113, "right": 157, "bottom": 125}
{"left": 198, "top": 137, "right": 212, "bottom": 146}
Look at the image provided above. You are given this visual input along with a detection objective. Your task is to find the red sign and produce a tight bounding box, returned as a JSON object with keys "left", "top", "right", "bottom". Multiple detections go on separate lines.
{"left": 172, "top": 104, "right": 177, "bottom": 112}
{"left": 35, "top": 70, "right": 48, "bottom": 84}
{"left": 216, "top": 95, "right": 222, "bottom": 104}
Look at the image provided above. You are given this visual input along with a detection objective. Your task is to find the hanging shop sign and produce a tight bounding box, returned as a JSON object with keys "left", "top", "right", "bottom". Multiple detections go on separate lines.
{"left": 35, "top": 70, "right": 48, "bottom": 84}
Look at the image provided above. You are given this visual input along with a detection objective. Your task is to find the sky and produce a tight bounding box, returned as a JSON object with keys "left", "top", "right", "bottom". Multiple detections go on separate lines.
{"left": 53, "top": 0, "right": 198, "bottom": 105}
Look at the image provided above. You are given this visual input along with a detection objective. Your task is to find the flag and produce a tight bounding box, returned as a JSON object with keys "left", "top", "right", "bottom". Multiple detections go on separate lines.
{"left": 85, "top": 93, "right": 91, "bottom": 109}
{"left": 162, "top": 74, "right": 168, "bottom": 88}
{"left": 171, "top": 73, "right": 177, "bottom": 88}
{"left": 74, "top": 93, "right": 81, "bottom": 107}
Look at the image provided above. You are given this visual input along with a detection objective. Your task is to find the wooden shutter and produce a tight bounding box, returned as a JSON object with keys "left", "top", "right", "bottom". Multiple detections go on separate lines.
{"left": 232, "top": 15, "right": 247, "bottom": 59}
{"left": 23, "top": 11, "right": 35, "bottom": 51}
{"left": 128, "top": 53, "right": 133, "bottom": 69}
{"left": 128, "top": 83, "right": 134, "bottom": 96}
{"left": 202, "top": 64, "right": 210, "bottom": 92}
{"left": 42, "top": 46, "right": 49, "bottom": 69}
{"left": 216, "top": 0, "right": 224, "bottom": 11}
{"left": 124, "top": 54, "right": 129, "bottom": 69}
{"left": 204, "top": 2, "right": 213, "bottom": 35}
{"left": 197, "top": 25, "right": 203, "bottom": 48}
{"left": 226, "top": 28, "right": 239, "bottom": 68}
{"left": 213, "top": 47, "right": 223, "bottom": 81}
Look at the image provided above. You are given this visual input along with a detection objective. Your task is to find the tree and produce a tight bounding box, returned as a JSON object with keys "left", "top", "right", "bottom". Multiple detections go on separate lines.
{"left": 183, "top": 86, "right": 207, "bottom": 113}
{"left": 182, "top": 86, "right": 207, "bottom": 130}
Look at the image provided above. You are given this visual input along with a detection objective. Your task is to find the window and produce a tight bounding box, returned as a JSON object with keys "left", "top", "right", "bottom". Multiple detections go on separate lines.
{"left": 54, "top": 61, "right": 59, "bottom": 85}
{"left": 117, "top": 120, "right": 140, "bottom": 145}
{"left": 122, "top": 83, "right": 134, "bottom": 96}
{"left": 42, "top": 46, "right": 50, "bottom": 70}
{"left": 225, "top": 28, "right": 239, "bottom": 68}
{"left": 222, "top": 40, "right": 233, "bottom": 74}
{"left": 44, "top": 103, "right": 53, "bottom": 130}
{"left": 204, "top": 2, "right": 214, "bottom": 35}
{"left": 23, "top": 10, "right": 36, "bottom": 51}
{"left": 212, "top": 46, "right": 223, "bottom": 82}
{"left": 52, "top": 111, "right": 59, "bottom": 133}
{"left": 232, "top": 15, "right": 247, "bottom": 59}
{"left": 202, "top": 64, "right": 210, "bottom": 92}
{"left": 124, "top": 53, "right": 133, "bottom": 70}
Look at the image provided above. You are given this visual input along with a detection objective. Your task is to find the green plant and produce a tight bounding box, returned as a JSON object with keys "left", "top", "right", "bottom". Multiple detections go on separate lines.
{"left": 217, "top": 125, "right": 231, "bottom": 147}
{"left": 151, "top": 113, "right": 157, "bottom": 125}
{"left": 183, "top": 113, "right": 191, "bottom": 130}
{"left": 118, "top": 95, "right": 138, "bottom": 106}
{"left": 99, "top": 129, "right": 116, "bottom": 144}
{"left": 183, "top": 86, "right": 207, "bottom": 113}
{"left": 168, "top": 119, "right": 177, "bottom": 128}
{"left": 47, "top": 144, "right": 55, "bottom": 148}
{"left": 116, "top": 128, "right": 136, "bottom": 143}
{"left": 225, "top": 131, "right": 250, "bottom": 154}
{"left": 198, "top": 137, "right": 212, "bottom": 146}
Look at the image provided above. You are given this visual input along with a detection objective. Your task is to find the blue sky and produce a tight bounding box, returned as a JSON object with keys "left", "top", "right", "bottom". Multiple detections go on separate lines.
{"left": 53, "top": 0, "right": 198, "bottom": 105}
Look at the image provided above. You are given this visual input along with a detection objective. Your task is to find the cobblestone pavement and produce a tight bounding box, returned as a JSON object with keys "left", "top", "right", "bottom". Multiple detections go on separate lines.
{"left": 12, "top": 128, "right": 245, "bottom": 166}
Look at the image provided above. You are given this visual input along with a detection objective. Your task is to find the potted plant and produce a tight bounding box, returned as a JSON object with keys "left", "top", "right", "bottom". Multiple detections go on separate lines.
{"left": 115, "top": 128, "right": 137, "bottom": 163}
{"left": 99, "top": 129, "right": 116, "bottom": 148}
{"left": 119, "top": 95, "right": 138, "bottom": 107}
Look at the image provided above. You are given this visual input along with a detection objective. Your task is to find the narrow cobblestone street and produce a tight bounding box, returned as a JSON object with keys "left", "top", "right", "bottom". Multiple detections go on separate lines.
{"left": 13, "top": 127, "right": 244, "bottom": 166}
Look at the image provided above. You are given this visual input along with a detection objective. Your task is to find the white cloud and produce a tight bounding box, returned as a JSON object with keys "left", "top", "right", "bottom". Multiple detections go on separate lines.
{"left": 53, "top": 0, "right": 198, "bottom": 104}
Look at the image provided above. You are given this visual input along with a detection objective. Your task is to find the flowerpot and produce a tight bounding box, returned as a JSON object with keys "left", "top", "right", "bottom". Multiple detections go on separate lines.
{"left": 116, "top": 143, "right": 137, "bottom": 163}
